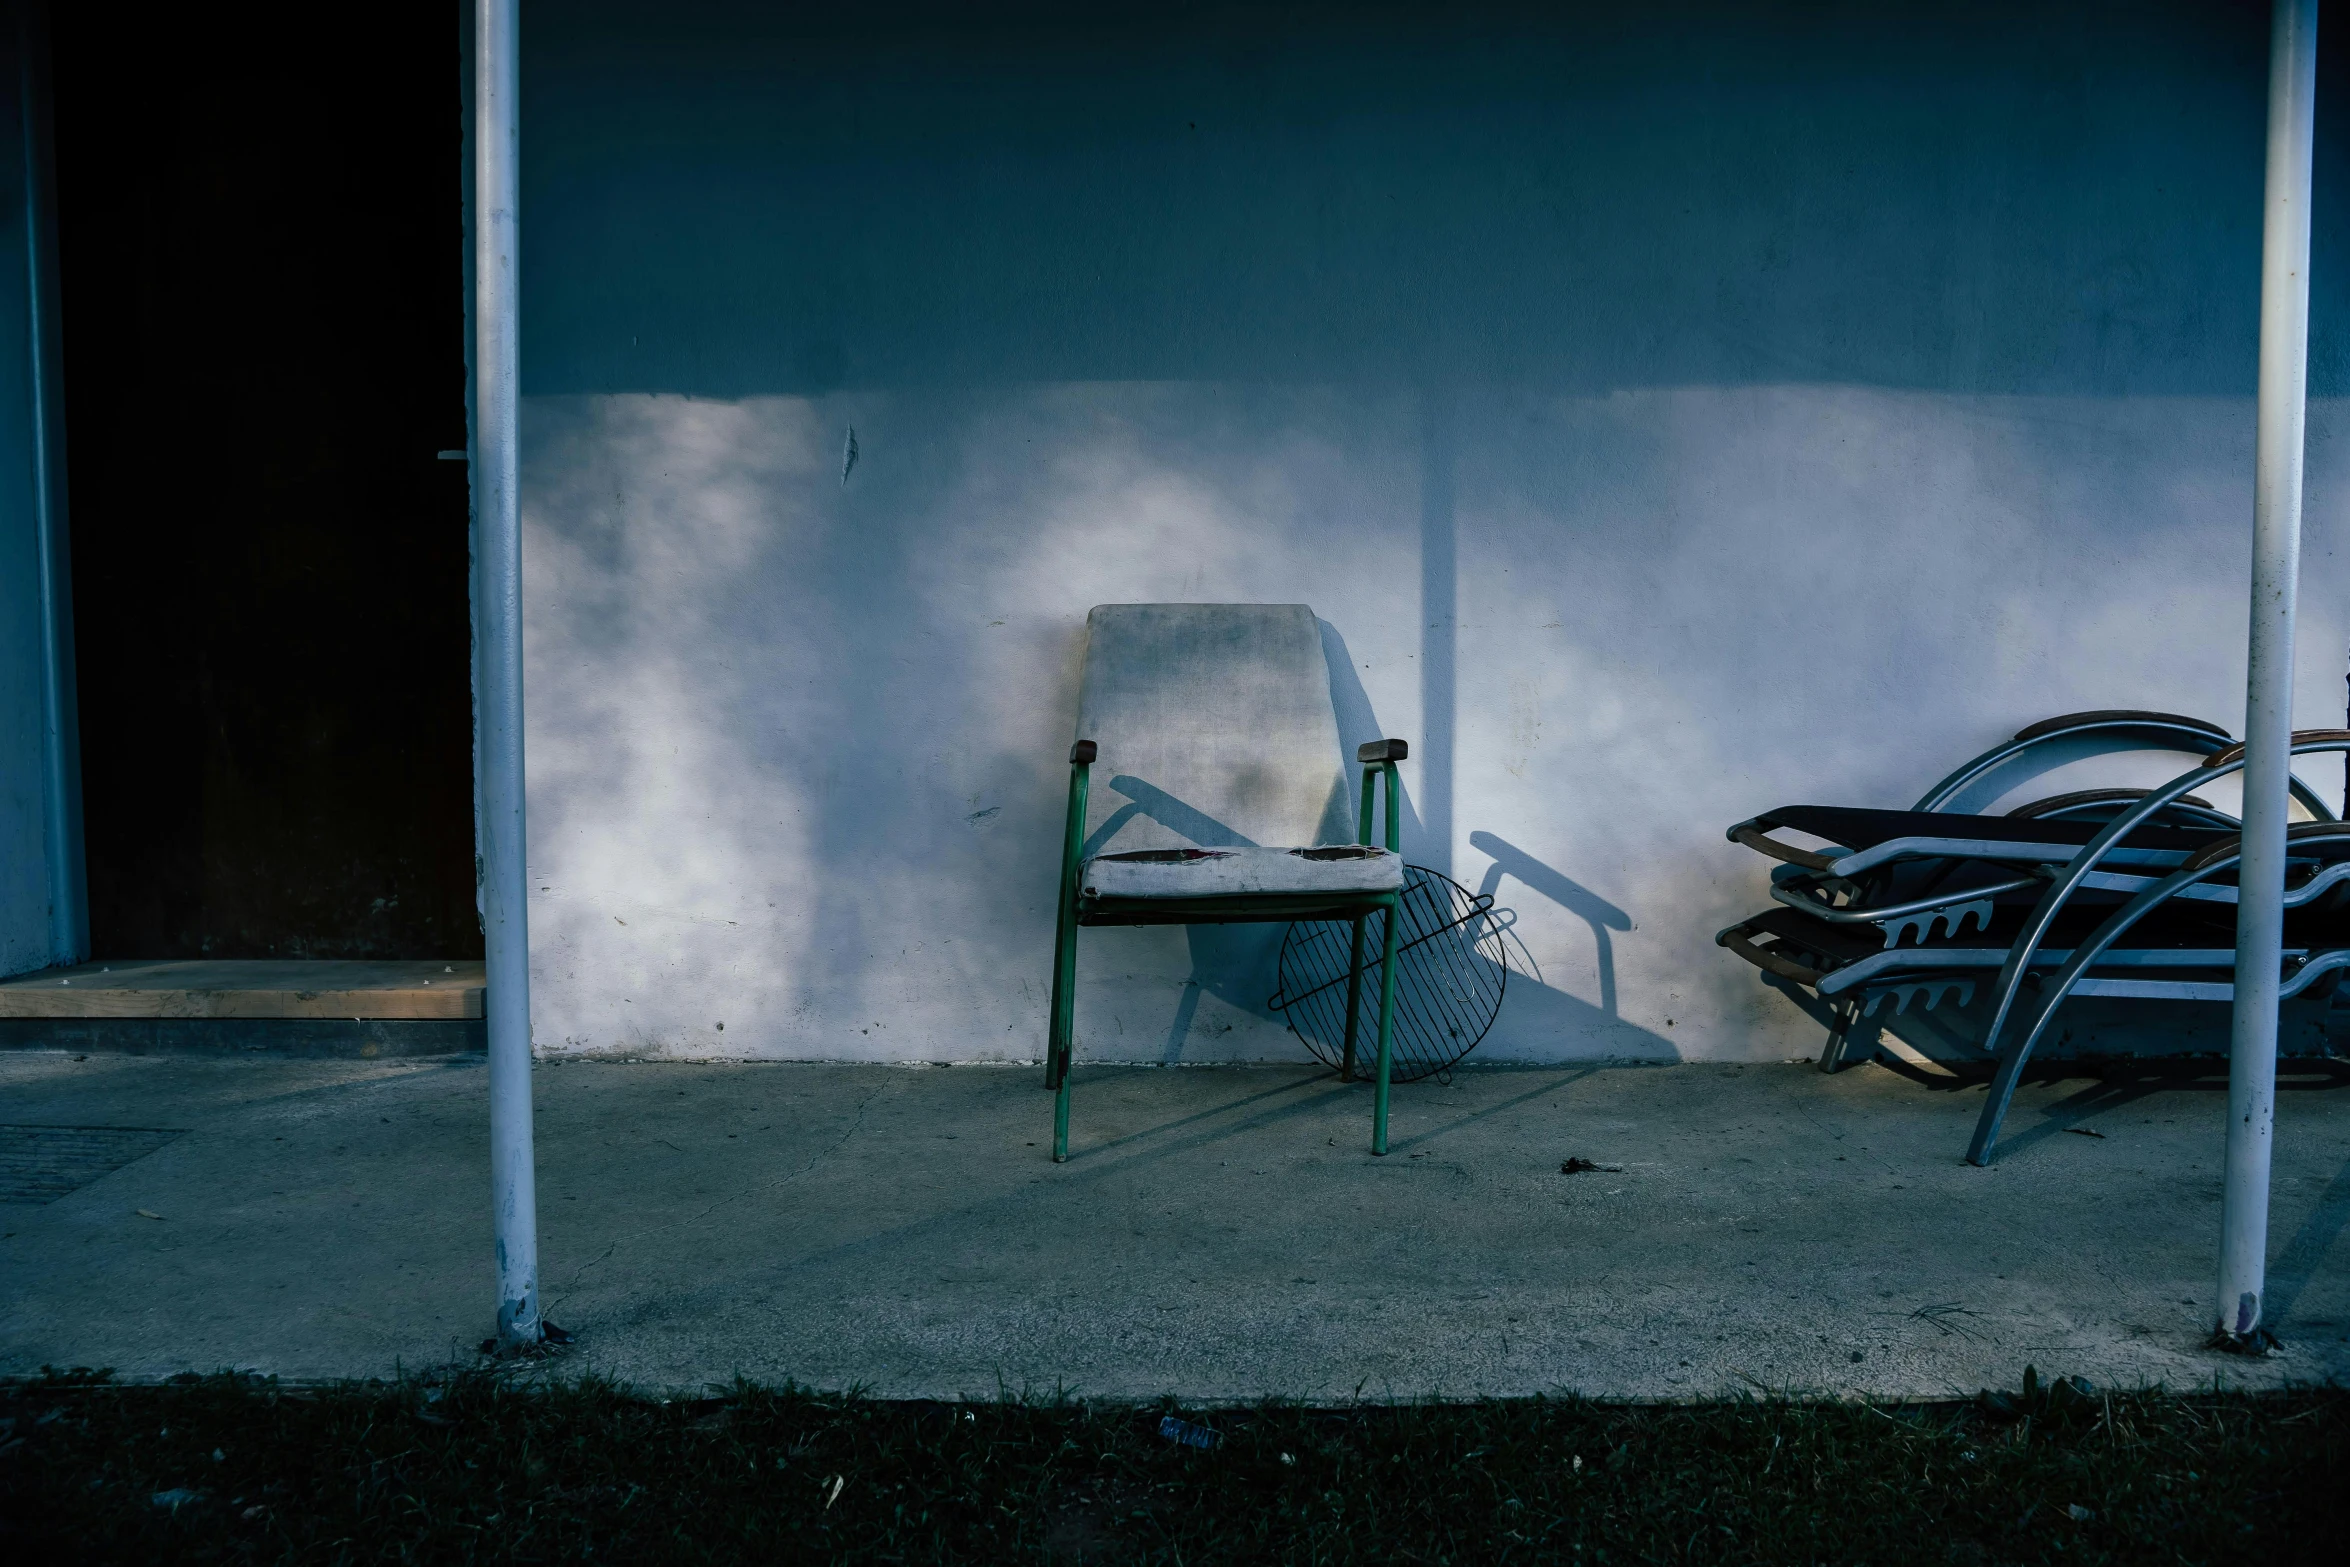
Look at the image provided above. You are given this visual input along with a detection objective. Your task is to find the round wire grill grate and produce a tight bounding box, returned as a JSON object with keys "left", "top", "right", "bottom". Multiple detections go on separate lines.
{"left": 1271, "top": 864, "right": 1509, "bottom": 1083}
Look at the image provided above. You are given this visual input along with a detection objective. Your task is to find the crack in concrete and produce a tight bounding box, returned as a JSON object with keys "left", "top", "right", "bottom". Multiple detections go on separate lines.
{"left": 772, "top": 1076, "right": 893, "bottom": 1191}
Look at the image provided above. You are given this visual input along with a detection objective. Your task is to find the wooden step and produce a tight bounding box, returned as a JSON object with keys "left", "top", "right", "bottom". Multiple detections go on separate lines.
{"left": 0, "top": 960, "right": 484, "bottom": 1020}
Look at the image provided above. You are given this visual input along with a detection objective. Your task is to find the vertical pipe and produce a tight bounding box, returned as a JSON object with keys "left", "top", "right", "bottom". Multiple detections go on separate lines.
{"left": 2219, "top": 0, "right": 2319, "bottom": 1347}
{"left": 1371, "top": 893, "right": 1400, "bottom": 1155}
{"left": 1044, "top": 753, "right": 1088, "bottom": 1093}
{"left": 473, "top": 0, "right": 540, "bottom": 1351}
{"left": 1048, "top": 756, "right": 1087, "bottom": 1161}
{"left": 18, "top": 1, "right": 82, "bottom": 966}
{"left": 1419, "top": 394, "right": 1454, "bottom": 876}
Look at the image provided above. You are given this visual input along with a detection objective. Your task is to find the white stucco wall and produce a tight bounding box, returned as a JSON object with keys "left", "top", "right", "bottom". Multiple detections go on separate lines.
{"left": 516, "top": 3, "right": 2350, "bottom": 1064}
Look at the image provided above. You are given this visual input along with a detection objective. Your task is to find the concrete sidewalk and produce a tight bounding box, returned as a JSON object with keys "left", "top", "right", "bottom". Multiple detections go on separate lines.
{"left": 2, "top": 1051, "right": 2346, "bottom": 1400}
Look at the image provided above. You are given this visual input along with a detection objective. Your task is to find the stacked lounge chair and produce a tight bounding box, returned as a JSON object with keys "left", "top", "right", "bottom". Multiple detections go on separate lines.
{"left": 1714, "top": 711, "right": 2350, "bottom": 1162}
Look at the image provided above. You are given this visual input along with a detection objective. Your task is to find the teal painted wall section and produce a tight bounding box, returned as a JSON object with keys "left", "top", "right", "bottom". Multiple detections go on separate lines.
{"left": 0, "top": 1, "right": 78, "bottom": 980}
{"left": 525, "top": 1, "right": 2344, "bottom": 400}
{"left": 512, "top": 2, "right": 2350, "bottom": 1063}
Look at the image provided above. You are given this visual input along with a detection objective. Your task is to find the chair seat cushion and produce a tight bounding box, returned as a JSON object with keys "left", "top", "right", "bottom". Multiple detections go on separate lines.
{"left": 1080, "top": 845, "right": 1403, "bottom": 901}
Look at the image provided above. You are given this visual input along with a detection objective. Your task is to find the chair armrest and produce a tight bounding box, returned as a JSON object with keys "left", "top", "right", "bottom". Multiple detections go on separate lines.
{"left": 2013, "top": 709, "right": 2229, "bottom": 744}
{"left": 1357, "top": 740, "right": 1407, "bottom": 850}
{"left": 1070, "top": 740, "right": 1097, "bottom": 765}
{"left": 2200, "top": 728, "right": 2350, "bottom": 769}
{"left": 1728, "top": 822, "right": 1841, "bottom": 874}
{"left": 1715, "top": 919, "right": 1827, "bottom": 987}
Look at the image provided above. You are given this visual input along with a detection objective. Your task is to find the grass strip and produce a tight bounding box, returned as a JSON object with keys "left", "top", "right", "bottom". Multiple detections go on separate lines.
{"left": 1, "top": 1369, "right": 2343, "bottom": 1563}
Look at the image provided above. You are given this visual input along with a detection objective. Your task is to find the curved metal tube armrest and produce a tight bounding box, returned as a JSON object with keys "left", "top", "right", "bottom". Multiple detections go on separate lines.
{"left": 1728, "top": 822, "right": 1842, "bottom": 873}
{"left": 1913, "top": 713, "right": 2234, "bottom": 813}
{"left": 2201, "top": 729, "right": 2350, "bottom": 821}
{"left": 2012, "top": 709, "right": 2230, "bottom": 744}
{"left": 2179, "top": 815, "right": 2350, "bottom": 872}
{"left": 1715, "top": 920, "right": 1827, "bottom": 987}
{"left": 2006, "top": 787, "right": 2227, "bottom": 824}
{"left": 2200, "top": 728, "right": 2350, "bottom": 769}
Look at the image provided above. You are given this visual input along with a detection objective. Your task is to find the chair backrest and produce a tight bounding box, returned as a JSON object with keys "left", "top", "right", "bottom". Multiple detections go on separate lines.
{"left": 1075, "top": 603, "right": 1351, "bottom": 854}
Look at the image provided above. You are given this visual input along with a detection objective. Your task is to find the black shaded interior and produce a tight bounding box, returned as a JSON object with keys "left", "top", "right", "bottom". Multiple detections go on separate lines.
{"left": 52, "top": 4, "right": 477, "bottom": 960}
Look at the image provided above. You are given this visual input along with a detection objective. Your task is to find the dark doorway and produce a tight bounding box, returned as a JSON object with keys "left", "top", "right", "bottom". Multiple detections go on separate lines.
{"left": 51, "top": 5, "right": 479, "bottom": 960}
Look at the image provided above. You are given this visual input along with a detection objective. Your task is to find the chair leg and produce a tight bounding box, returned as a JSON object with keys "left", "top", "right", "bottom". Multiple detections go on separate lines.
{"left": 1340, "top": 916, "right": 1366, "bottom": 1082}
{"left": 1817, "top": 999, "right": 1856, "bottom": 1073}
{"left": 1049, "top": 920, "right": 1078, "bottom": 1161}
{"left": 1968, "top": 986, "right": 2057, "bottom": 1168}
{"left": 1054, "top": 1066, "right": 1073, "bottom": 1163}
{"left": 1045, "top": 947, "right": 1067, "bottom": 1093}
{"left": 1371, "top": 897, "right": 1402, "bottom": 1155}
{"left": 1967, "top": 1037, "right": 2032, "bottom": 1168}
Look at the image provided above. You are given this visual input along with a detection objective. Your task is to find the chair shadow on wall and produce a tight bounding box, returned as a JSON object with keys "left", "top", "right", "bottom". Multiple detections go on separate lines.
{"left": 1464, "top": 830, "right": 1676, "bottom": 1060}
{"left": 1468, "top": 831, "right": 1627, "bottom": 1017}
{"left": 1084, "top": 776, "right": 1256, "bottom": 858}
{"left": 1334, "top": 624, "right": 1682, "bottom": 1066}
{"left": 1087, "top": 622, "right": 1677, "bottom": 1064}
{"left": 1333, "top": 618, "right": 1672, "bottom": 1061}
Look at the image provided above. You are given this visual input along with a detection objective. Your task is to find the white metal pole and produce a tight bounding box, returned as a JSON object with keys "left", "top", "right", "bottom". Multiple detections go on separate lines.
{"left": 2220, "top": 0, "right": 2319, "bottom": 1348}
{"left": 474, "top": 0, "right": 541, "bottom": 1352}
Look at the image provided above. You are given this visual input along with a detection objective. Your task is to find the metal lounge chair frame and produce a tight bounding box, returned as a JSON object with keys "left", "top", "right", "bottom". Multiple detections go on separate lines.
{"left": 1718, "top": 718, "right": 2350, "bottom": 1156}
{"left": 1730, "top": 711, "right": 2336, "bottom": 955}
{"left": 1046, "top": 737, "right": 1410, "bottom": 1163}
{"left": 1724, "top": 807, "right": 2244, "bottom": 1073}
{"left": 1716, "top": 906, "right": 2280, "bottom": 1013}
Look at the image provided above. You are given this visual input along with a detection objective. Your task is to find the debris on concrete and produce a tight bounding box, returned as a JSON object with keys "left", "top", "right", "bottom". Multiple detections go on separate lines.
{"left": 1908, "top": 1302, "right": 1983, "bottom": 1339}
{"left": 1977, "top": 1365, "right": 2096, "bottom": 1422}
{"left": 1158, "top": 1416, "right": 1221, "bottom": 1450}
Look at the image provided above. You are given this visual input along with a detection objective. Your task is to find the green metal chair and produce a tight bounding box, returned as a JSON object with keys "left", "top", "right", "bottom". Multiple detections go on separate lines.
{"left": 1043, "top": 603, "right": 1408, "bottom": 1161}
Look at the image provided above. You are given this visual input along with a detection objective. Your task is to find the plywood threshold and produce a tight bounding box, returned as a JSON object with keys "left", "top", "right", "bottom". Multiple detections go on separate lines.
{"left": 0, "top": 960, "right": 485, "bottom": 1020}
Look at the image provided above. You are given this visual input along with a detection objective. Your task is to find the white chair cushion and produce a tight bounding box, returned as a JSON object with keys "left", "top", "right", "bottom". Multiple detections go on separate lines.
{"left": 1081, "top": 845, "right": 1402, "bottom": 901}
